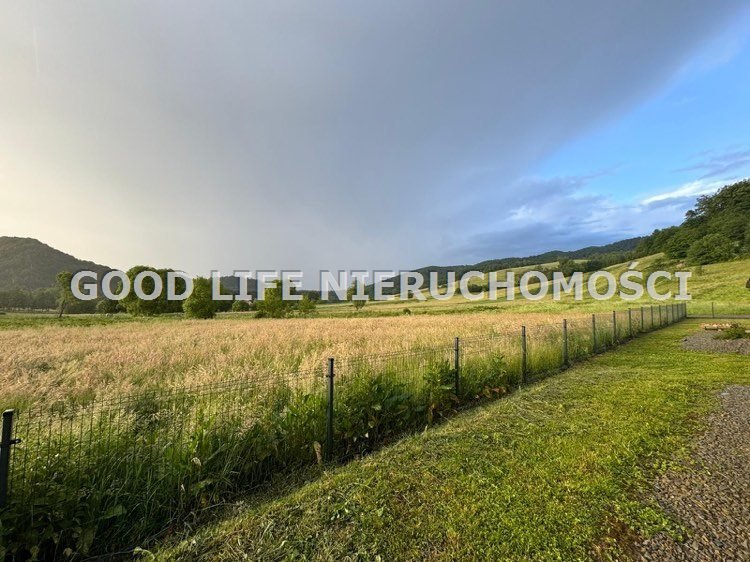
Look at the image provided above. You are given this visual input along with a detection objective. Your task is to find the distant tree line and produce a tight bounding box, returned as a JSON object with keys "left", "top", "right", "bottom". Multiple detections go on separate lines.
{"left": 1, "top": 266, "right": 318, "bottom": 320}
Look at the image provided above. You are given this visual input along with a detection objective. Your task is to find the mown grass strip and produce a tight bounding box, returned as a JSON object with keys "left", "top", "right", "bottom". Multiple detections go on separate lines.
{"left": 156, "top": 320, "right": 750, "bottom": 561}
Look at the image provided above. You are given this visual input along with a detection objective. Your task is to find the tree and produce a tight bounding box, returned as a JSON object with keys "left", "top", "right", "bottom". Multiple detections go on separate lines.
{"left": 664, "top": 228, "right": 699, "bottom": 260}
{"left": 120, "top": 266, "right": 186, "bottom": 316}
{"left": 298, "top": 294, "right": 316, "bottom": 315}
{"left": 231, "top": 299, "right": 251, "bottom": 312}
{"left": 347, "top": 278, "right": 366, "bottom": 310}
{"left": 256, "top": 280, "right": 293, "bottom": 318}
{"left": 183, "top": 277, "right": 216, "bottom": 319}
{"left": 686, "top": 233, "right": 735, "bottom": 265}
{"left": 56, "top": 271, "right": 75, "bottom": 318}
{"left": 557, "top": 258, "right": 578, "bottom": 277}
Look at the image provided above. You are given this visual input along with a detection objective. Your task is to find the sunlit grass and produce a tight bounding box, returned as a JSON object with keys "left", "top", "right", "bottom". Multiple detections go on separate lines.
{"left": 1, "top": 310, "right": 595, "bottom": 410}
{"left": 156, "top": 320, "right": 750, "bottom": 561}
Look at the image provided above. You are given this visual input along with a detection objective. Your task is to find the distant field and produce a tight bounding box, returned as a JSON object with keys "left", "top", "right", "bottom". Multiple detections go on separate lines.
{"left": 316, "top": 254, "right": 750, "bottom": 316}
{"left": 1, "top": 310, "right": 591, "bottom": 409}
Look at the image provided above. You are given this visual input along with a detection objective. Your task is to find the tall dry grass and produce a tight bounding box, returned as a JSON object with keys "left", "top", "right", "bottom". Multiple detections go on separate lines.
{"left": 1, "top": 311, "right": 586, "bottom": 408}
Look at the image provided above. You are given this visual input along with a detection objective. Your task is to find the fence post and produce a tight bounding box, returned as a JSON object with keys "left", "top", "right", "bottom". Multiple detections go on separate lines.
{"left": 454, "top": 336, "right": 460, "bottom": 397}
{"left": 325, "top": 358, "right": 335, "bottom": 462}
{"left": 658, "top": 305, "right": 662, "bottom": 326}
{"left": 521, "top": 326, "right": 527, "bottom": 384}
{"left": 650, "top": 305, "right": 654, "bottom": 329}
{"left": 640, "top": 306, "right": 645, "bottom": 332}
{"left": 592, "top": 314, "right": 597, "bottom": 354}
{"left": 562, "top": 319, "right": 569, "bottom": 367}
{"left": 0, "top": 409, "right": 18, "bottom": 508}
{"left": 628, "top": 308, "right": 633, "bottom": 338}
{"left": 612, "top": 311, "right": 617, "bottom": 344}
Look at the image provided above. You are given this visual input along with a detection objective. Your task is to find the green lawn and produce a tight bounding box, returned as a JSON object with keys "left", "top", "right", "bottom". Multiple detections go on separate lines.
{"left": 155, "top": 320, "right": 750, "bottom": 561}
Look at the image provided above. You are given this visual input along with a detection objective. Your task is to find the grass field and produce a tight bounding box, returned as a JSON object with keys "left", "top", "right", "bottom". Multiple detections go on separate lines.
{"left": 316, "top": 254, "right": 750, "bottom": 316}
{"left": 1, "top": 310, "right": 594, "bottom": 410}
{"left": 3, "top": 253, "right": 747, "bottom": 410}
{"left": 1, "top": 302, "right": 682, "bottom": 558}
{"left": 155, "top": 319, "right": 750, "bottom": 561}
{"left": 0, "top": 254, "right": 743, "bottom": 557}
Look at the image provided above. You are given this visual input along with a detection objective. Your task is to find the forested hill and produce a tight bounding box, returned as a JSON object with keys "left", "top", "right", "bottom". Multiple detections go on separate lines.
{"left": 635, "top": 179, "right": 750, "bottom": 264}
{"left": 377, "top": 237, "right": 645, "bottom": 293}
{"left": 0, "top": 237, "right": 110, "bottom": 291}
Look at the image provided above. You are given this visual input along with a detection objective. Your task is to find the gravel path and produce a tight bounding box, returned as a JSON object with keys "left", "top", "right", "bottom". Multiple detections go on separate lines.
{"left": 636, "top": 385, "right": 750, "bottom": 561}
{"left": 681, "top": 330, "right": 750, "bottom": 355}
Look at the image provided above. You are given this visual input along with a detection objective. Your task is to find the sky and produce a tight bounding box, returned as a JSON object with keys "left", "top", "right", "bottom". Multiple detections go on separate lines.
{"left": 1, "top": 1, "right": 750, "bottom": 284}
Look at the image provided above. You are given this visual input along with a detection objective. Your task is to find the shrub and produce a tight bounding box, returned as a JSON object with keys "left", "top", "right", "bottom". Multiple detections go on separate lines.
{"left": 96, "top": 298, "right": 120, "bottom": 314}
{"left": 422, "top": 360, "right": 457, "bottom": 424}
{"left": 459, "top": 352, "right": 510, "bottom": 400}
{"left": 334, "top": 373, "right": 413, "bottom": 454}
{"left": 298, "top": 294, "right": 316, "bottom": 315}
{"left": 716, "top": 324, "right": 749, "bottom": 340}
{"left": 231, "top": 299, "right": 251, "bottom": 312}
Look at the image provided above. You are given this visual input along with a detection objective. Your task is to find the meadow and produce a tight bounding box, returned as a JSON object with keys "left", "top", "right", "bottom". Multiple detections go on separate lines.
{"left": 4, "top": 253, "right": 747, "bottom": 410}
{"left": 0, "top": 301, "right": 683, "bottom": 558}
{"left": 1, "top": 310, "right": 595, "bottom": 410}
{"left": 0, "top": 253, "right": 736, "bottom": 559}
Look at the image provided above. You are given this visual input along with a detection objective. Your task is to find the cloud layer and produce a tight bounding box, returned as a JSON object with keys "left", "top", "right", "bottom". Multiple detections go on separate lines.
{"left": 452, "top": 175, "right": 744, "bottom": 263}
{"left": 0, "top": 1, "right": 746, "bottom": 276}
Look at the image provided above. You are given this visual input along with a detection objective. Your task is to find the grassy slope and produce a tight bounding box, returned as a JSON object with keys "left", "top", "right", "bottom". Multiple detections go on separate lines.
{"left": 317, "top": 254, "right": 750, "bottom": 317}
{"left": 157, "top": 320, "right": 750, "bottom": 561}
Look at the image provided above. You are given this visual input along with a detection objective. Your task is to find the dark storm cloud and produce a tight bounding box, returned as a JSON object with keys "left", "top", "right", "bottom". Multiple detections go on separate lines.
{"left": 447, "top": 173, "right": 737, "bottom": 264}
{"left": 0, "top": 1, "right": 746, "bottom": 277}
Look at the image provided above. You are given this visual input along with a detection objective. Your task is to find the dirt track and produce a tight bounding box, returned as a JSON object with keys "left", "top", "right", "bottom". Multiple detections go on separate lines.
{"left": 636, "top": 386, "right": 750, "bottom": 561}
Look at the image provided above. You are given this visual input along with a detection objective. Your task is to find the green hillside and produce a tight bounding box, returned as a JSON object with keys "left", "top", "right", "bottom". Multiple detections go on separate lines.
{"left": 320, "top": 253, "right": 750, "bottom": 316}
{"left": 0, "top": 237, "right": 110, "bottom": 291}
